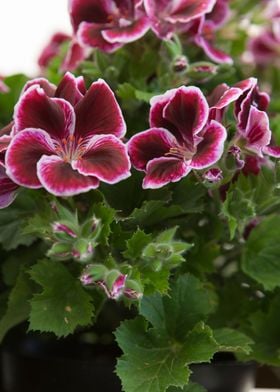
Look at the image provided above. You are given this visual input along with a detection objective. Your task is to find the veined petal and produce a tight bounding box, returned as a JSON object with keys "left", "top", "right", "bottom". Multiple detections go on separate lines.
{"left": 37, "top": 155, "right": 99, "bottom": 196}
{"left": 22, "top": 78, "right": 56, "bottom": 97}
{"left": 101, "top": 16, "right": 150, "bottom": 43}
{"left": 208, "top": 85, "right": 243, "bottom": 122}
{"left": 55, "top": 72, "right": 85, "bottom": 105}
{"left": 167, "top": 0, "right": 216, "bottom": 23}
{"left": 242, "top": 106, "right": 271, "bottom": 156}
{"left": 191, "top": 120, "right": 227, "bottom": 169}
{"left": 77, "top": 22, "right": 123, "bottom": 52}
{"left": 0, "top": 167, "right": 19, "bottom": 209}
{"left": 195, "top": 36, "right": 233, "bottom": 64}
{"left": 263, "top": 145, "right": 280, "bottom": 158}
{"left": 143, "top": 156, "right": 190, "bottom": 189}
{"left": 14, "top": 86, "right": 76, "bottom": 140}
{"left": 149, "top": 88, "right": 178, "bottom": 133}
{"left": 69, "top": 0, "right": 114, "bottom": 32}
{"left": 75, "top": 78, "right": 126, "bottom": 139}
{"left": 206, "top": 0, "right": 230, "bottom": 29}
{"left": 163, "top": 86, "right": 209, "bottom": 146}
{"left": 127, "top": 127, "right": 176, "bottom": 170}
{"left": 72, "top": 134, "right": 131, "bottom": 184}
{"left": 6, "top": 128, "right": 56, "bottom": 188}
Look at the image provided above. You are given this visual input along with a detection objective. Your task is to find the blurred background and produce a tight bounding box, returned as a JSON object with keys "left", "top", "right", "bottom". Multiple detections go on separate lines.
{"left": 0, "top": 0, "right": 71, "bottom": 75}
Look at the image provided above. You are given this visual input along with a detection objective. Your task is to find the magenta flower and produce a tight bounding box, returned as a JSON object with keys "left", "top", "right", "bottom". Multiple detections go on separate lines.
{"left": 144, "top": 0, "right": 216, "bottom": 40}
{"left": 208, "top": 83, "right": 244, "bottom": 122}
{"left": 248, "top": 27, "right": 280, "bottom": 67}
{"left": 234, "top": 77, "right": 270, "bottom": 132}
{"left": 69, "top": 0, "right": 150, "bottom": 52}
{"left": 5, "top": 72, "right": 131, "bottom": 197}
{"left": 128, "top": 86, "right": 227, "bottom": 189}
{"left": 38, "top": 32, "right": 71, "bottom": 69}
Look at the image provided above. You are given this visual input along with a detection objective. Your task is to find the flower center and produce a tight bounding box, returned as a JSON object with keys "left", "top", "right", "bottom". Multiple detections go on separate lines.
{"left": 165, "top": 145, "right": 196, "bottom": 162}
{"left": 54, "top": 135, "right": 87, "bottom": 163}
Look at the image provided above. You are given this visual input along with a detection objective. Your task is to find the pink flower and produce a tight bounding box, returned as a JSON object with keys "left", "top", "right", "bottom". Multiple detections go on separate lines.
{"left": 128, "top": 86, "right": 227, "bottom": 189}
{"left": 144, "top": 0, "right": 216, "bottom": 40}
{"left": 234, "top": 77, "right": 270, "bottom": 131}
{"left": 69, "top": 0, "right": 150, "bottom": 52}
{"left": 248, "top": 26, "right": 280, "bottom": 67}
{"left": 38, "top": 33, "right": 88, "bottom": 72}
{"left": 5, "top": 72, "right": 131, "bottom": 197}
{"left": 38, "top": 32, "right": 71, "bottom": 69}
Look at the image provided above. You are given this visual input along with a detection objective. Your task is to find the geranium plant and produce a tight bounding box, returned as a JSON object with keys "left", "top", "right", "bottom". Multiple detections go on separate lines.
{"left": 1, "top": 0, "right": 280, "bottom": 391}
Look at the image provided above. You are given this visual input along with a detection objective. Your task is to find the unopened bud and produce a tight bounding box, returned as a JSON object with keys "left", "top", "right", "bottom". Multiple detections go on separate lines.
{"left": 124, "top": 279, "right": 143, "bottom": 300}
{"left": 52, "top": 222, "right": 77, "bottom": 238}
{"left": 187, "top": 61, "right": 217, "bottom": 81}
{"left": 173, "top": 55, "right": 188, "bottom": 72}
{"left": 47, "top": 242, "right": 72, "bottom": 260}
{"left": 203, "top": 168, "right": 223, "bottom": 183}
{"left": 72, "top": 239, "right": 94, "bottom": 262}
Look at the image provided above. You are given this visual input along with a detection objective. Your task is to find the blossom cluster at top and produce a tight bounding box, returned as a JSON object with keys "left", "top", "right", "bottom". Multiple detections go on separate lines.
{"left": 39, "top": 0, "right": 232, "bottom": 71}
{"left": 0, "top": 72, "right": 279, "bottom": 208}
{"left": 247, "top": 0, "right": 280, "bottom": 66}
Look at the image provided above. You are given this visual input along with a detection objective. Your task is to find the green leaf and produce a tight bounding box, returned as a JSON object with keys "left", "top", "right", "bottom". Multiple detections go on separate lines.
{"left": 116, "top": 317, "right": 192, "bottom": 392}
{"left": 115, "top": 275, "right": 219, "bottom": 392}
{"left": 245, "top": 294, "right": 280, "bottom": 365}
{"left": 117, "top": 83, "right": 155, "bottom": 103}
{"left": 29, "top": 260, "right": 94, "bottom": 337}
{"left": 123, "top": 229, "right": 152, "bottom": 261}
{"left": 90, "top": 203, "right": 115, "bottom": 245}
{"left": 0, "top": 190, "right": 40, "bottom": 250}
{"left": 242, "top": 215, "right": 280, "bottom": 290}
{"left": 128, "top": 200, "right": 184, "bottom": 228}
{"left": 0, "top": 270, "right": 33, "bottom": 341}
{"left": 213, "top": 328, "right": 253, "bottom": 355}
{"left": 140, "top": 275, "right": 217, "bottom": 340}
{"left": 168, "top": 383, "right": 206, "bottom": 392}
{"left": 0, "top": 74, "right": 29, "bottom": 125}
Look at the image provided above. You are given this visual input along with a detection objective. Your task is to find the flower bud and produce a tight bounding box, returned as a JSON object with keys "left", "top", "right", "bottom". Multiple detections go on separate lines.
{"left": 106, "top": 271, "right": 127, "bottom": 299}
{"left": 203, "top": 168, "right": 223, "bottom": 183}
{"left": 47, "top": 242, "right": 72, "bottom": 260}
{"left": 72, "top": 239, "right": 94, "bottom": 262}
{"left": 52, "top": 222, "right": 77, "bottom": 238}
{"left": 187, "top": 62, "right": 217, "bottom": 81}
{"left": 173, "top": 55, "right": 188, "bottom": 72}
{"left": 124, "top": 279, "right": 143, "bottom": 300}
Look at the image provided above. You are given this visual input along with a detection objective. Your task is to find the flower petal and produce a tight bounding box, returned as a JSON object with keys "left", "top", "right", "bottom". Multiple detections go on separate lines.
{"left": 242, "top": 106, "right": 271, "bottom": 156}
{"left": 163, "top": 86, "right": 209, "bottom": 146}
{"left": 38, "top": 32, "right": 70, "bottom": 68}
{"left": 37, "top": 155, "right": 99, "bottom": 196}
{"left": 77, "top": 22, "right": 123, "bottom": 52}
{"left": 0, "top": 166, "right": 19, "bottom": 209}
{"left": 195, "top": 36, "right": 233, "bottom": 64}
{"left": 191, "top": 120, "right": 227, "bottom": 169}
{"left": 143, "top": 157, "right": 190, "bottom": 189}
{"left": 69, "top": 0, "right": 113, "bottom": 32}
{"left": 6, "top": 129, "right": 56, "bottom": 188}
{"left": 73, "top": 134, "right": 131, "bottom": 184}
{"left": 205, "top": 0, "right": 230, "bottom": 29}
{"left": 101, "top": 16, "right": 150, "bottom": 43}
{"left": 55, "top": 72, "right": 85, "bottom": 106}
{"left": 167, "top": 0, "right": 216, "bottom": 23}
{"left": 263, "top": 145, "right": 280, "bottom": 158}
{"left": 208, "top": 84, "right": 243, "bottom": 122}
{"left": 75, "top": 78, "right": 126, "bottom": 138}
{"left": 61, "top": 40, "right": 90, "bottom": 72}
{"left": 14, "top": 86, "right": 76, "bottom": 140}
{"left": 128, "top": 127, "right": 176, "bottom": 170}
{"left": 22, "top": 78, "right": 56, "bottom": 97}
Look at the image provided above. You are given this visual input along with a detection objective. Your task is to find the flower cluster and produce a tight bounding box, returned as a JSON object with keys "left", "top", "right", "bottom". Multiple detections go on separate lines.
{"left": 247, "top": 0, "right": 280, "bottom": 66}
{"left": 52, "top": 0, "right": 232, "bottom": 68}
{"left": 0, "top": 70, "right": 278, "bottom": 207}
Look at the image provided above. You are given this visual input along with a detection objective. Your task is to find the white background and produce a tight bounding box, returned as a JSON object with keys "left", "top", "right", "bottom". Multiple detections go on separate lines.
{"left": 0, "top": 0, "right": 71, "bottom": 76}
